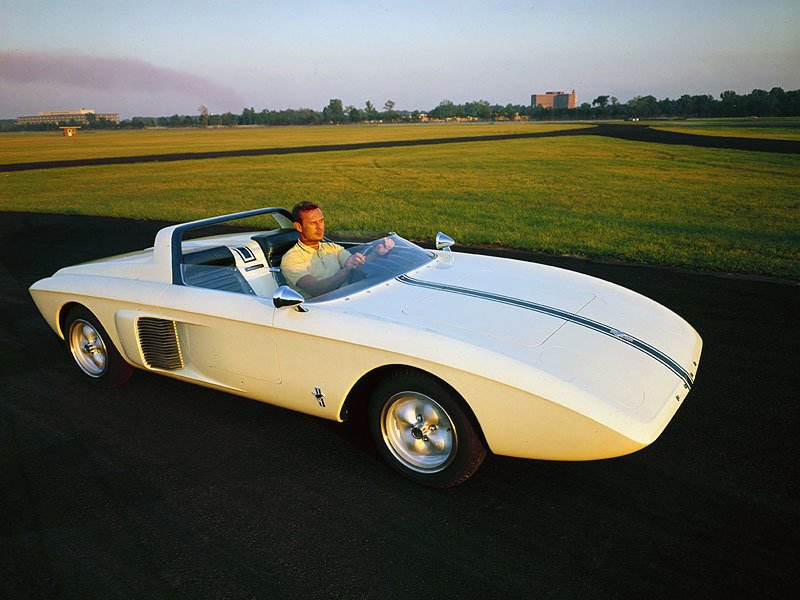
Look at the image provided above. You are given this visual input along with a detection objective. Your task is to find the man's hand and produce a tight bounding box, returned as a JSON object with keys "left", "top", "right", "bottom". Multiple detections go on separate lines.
{"left": 345, "top": 252, "right": 366, "bottom": 270}
{"left": 375, "top": 237, "right": 395, "bottom": 256}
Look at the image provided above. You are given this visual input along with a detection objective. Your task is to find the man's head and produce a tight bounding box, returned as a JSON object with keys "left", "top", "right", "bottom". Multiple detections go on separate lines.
{"left": 291, "top": 201, "right": 325, "bottom": 246}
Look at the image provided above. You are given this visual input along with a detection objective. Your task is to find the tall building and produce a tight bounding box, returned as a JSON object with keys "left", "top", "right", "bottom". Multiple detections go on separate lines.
{"left": 16, "top": 108, "right": 120, "bottom": 125}
{"left": 530, "top": 90, "right": 577, "bottom": 110}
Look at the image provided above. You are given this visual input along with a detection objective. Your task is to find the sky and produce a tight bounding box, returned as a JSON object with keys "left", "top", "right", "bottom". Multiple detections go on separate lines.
{"left": 1, "top": 0, "right": 798, "bottom": 119}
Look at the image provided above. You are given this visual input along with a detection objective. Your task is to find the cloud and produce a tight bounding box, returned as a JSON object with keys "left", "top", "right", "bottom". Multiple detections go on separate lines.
{"left": 0, "top": 51, "right": 245, "bottom": 114}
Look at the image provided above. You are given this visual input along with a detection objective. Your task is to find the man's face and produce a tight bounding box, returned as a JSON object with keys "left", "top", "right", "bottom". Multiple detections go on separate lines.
{"left": 294, "top": 208, "right": 325, "bottom": 245}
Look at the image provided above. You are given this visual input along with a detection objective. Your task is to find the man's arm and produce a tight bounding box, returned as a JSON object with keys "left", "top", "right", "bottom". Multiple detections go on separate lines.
{"left": 295, "top": 252, "right": 365, "bottom": 297}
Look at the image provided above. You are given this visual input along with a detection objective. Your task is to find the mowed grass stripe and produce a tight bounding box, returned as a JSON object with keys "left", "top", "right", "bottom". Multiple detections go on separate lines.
{"left": 0, "top": 123, "right": 589, "bottom": 165}
{"left": 3, "top": 135, "right": 798, "bottom": 279}
{"left": 651, "top": 118, "right": 800, "bottom": 141}
{"left": 0, "top": 127, "right": 598, "bottom": 172}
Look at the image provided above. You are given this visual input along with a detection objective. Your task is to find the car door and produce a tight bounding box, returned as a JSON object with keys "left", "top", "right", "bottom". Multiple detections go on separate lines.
{"left": 157, "top": 283, "right": 281, "bottom": 389}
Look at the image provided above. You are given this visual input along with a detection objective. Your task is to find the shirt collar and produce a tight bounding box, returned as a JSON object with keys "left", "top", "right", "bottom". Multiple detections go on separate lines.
{"left": 296, "top": 239, "right": 322, "bottom": 254}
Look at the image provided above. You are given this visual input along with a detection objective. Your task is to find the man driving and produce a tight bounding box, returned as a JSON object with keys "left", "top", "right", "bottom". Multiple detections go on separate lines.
{"left": 281, "top": 201, "right": 394, "bottom": 299}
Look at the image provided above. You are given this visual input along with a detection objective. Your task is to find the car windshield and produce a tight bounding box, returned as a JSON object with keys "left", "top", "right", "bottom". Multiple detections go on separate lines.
{"left": 307, "top": 234, "right": 435, "bottom": 302}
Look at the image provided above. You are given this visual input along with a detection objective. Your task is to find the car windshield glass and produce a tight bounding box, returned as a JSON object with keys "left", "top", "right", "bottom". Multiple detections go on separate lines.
{"left": 307, "top": 234, "right": 435, "bottom": 302}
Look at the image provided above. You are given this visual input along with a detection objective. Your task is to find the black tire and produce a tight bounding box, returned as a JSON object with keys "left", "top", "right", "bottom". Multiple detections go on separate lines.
{"left": 63, "top": 305, "right": 133, "bottom": 389}
{"left": 368, "top": 369, "right": 487, "bottom": 488}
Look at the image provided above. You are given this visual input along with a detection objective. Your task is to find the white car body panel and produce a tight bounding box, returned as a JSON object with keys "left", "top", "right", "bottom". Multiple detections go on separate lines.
{"left": 29, "top": 209, "right": 702, "bottom": 463}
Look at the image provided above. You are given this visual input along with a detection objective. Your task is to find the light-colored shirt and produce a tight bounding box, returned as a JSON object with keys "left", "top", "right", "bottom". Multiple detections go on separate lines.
{"left": 281, "top": 240, "right": 350, "bottom": 299}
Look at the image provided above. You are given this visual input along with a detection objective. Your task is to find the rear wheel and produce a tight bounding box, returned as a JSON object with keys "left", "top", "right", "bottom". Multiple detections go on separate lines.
{"left": 64, "top": 306, "right": 133, "bottom": 388}
{"left": 368, "top": 369, "right": 487, "bottom": 488}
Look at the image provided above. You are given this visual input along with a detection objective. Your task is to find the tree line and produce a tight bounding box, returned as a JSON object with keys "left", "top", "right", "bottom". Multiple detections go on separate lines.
{"left": 5, "top": 87, "right": 798, "bottom": 132}
{"left": 575, "top": 87, "right": 799, "bottom": 119}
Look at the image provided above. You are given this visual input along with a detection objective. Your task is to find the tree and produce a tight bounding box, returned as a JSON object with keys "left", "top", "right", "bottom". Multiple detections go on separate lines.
{"left": 590, "top": 95, "right": 610, "bottom": 119}
{"left": 576, "top": 102, "right": 592, "bottom": 118}
{"left": 198, "top": 106, "right": 209, "bottom": 128}
{"left": 783, "top": 89, "right": 800, "bottom": 116}
{"left": 240, "top": 107, "right": 257, "bottom": 125}
{"left": 530, "top": 104, "right": 548, "bottom": 120}
{"left": 676, "top": 95, "right": 694, "bottom": 116}
{"left": 657, "top": 97, "right": 674, "bottom": 117}
{"left": 430, "top": 99, "right": 457, "bottom": 120}
{"left": 463, "top": 100, "right": 491, "bottom": 120}
{"left": 628, "top": 95, "right": 658, "bottom": 118}
{"left": 768, "top": 87, "right": 786, "bottom": 116}
{"left": 719, "top": 90, "right": 741, "bottom": 117}
{"left": 383, "top": 99, "right": 397, "bottom": 121}
{"left": 745, "top": 89, "right": 773, "bottom": 116}
{"left": 220, "top": 112, "right": 238, "bottom": 126}
{"left": 364, "top": 101, "right": 379, "bottom": 121}
{"left": 347, "top": 105, "right": 363, "bottom": 123}
{"left": 692, "top": 94, "right": 715, "bottom": 117}
{"left": 322, "top": 99, "right": 346, "bottom": 123}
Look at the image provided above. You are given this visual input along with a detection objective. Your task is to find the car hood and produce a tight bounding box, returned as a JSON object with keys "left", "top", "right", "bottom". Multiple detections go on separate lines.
{"left": 320, "top": 251, "right": 701, "bottom": 438}
{"left": 395, "top": 254, "right": 697, "bottom": 368}
{"left": 336, "top": 251, "right": 695, "bottom": 361}
{"left": 398, "top": 256, "right": 595, "bottom": 346}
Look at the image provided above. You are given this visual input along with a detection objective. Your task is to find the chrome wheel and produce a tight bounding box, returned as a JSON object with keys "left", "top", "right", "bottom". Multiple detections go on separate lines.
{"left": 369, "top": 370, "right": 487, "bottom": 487}
{"left": 63, "top": 306, "right": 133, "bottom": 388}
{"left": 380, "top": 391, "right": 457, "bottom": 473}
{"left": 68, "top": 319, "right": 108, "bottom": 377}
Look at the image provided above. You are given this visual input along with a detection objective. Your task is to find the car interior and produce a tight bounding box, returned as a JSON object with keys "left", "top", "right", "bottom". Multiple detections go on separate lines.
{"left": 179, "top": 223, "right": 431, "bottom": 302}
{"left": 180, "top": 228, "right": 300, "bottom": 297}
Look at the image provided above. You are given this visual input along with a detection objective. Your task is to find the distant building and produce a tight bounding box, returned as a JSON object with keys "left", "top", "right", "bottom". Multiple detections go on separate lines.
{"left": 531, "top": 90, "right": 577, "bottom": 110}
{"left": 16, "top": 108, "right": 120, "bottom": 126}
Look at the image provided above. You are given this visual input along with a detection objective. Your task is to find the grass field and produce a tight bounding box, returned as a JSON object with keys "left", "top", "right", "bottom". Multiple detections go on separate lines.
{"left": 650, "top": 117, "right": 800, "bottom": 140}
{"left": 0, "top": 122, "right": 587, "bottom": 165}
{"left": 1, "top": 123, "right": 798, "bottom": 279}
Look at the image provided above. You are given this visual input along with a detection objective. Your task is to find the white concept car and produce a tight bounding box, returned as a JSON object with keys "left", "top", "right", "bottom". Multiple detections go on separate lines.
{"left": 29, "top": 208, "right": 702, "bottom": 487}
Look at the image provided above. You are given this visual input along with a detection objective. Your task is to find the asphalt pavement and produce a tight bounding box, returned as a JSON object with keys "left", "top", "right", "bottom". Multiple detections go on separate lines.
{"left": 1, "top": 212, "right": 798, "bottom": 598}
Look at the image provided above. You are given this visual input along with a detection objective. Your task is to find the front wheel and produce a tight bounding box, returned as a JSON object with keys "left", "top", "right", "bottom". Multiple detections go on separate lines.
{"left": 64, "top": 306, "right": 133, "bottom": 388}
{"left": 368, "top": 370, "right": 487, "bottom": 488}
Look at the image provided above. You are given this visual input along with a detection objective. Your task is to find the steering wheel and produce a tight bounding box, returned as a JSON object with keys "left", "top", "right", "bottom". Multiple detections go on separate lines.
{"left": 360, "top": 239, "right": 391, "bottom": 258}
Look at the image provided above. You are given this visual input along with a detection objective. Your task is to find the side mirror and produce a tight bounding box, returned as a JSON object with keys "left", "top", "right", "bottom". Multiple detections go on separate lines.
{"left": 273, "top": 285, "right": 306, "bottom": 309}
{"left": 435, "top": 232, "right": 455, "bottom": 250}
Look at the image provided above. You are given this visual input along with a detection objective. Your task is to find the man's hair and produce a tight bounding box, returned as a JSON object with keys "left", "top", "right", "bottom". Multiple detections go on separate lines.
{"left": 291, "top": 201, "right": 320, "bottom": 224}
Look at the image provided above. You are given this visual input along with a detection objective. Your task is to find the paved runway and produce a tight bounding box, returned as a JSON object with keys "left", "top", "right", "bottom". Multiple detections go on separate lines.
{"left": 1, "top": 212, "right": 798, "bottom": 598}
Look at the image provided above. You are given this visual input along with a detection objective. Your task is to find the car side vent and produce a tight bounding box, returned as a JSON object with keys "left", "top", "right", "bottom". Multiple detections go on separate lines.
{"left": 137, "top": 317, "right": 184, "bottom": 370}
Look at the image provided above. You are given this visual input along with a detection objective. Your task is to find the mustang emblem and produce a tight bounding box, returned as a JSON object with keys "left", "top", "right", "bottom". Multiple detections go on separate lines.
{"left": 313, "top": 387, "right": 326, "bottom": 407}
